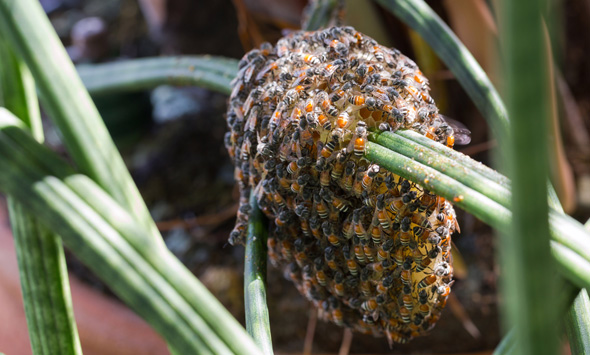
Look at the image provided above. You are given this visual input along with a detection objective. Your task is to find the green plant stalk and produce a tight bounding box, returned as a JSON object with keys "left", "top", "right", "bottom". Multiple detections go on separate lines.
{"left": 568, "top": 214, "right": 590, "bottom": 354}
{"left": 396, "top": 130, "right": 510, "bottom": 188}
{"left": 0, "top": 110, "right": 261, "bottom": 354}
{"left": 0, "top": 39, "right": 81, "bottom": 355}
{"left": 500, "top": 0, "right": 559, "bottom": 353}
{"left": 375, "top": 0, "right": 509, "bottom": 139}
{"left": 565, "top": 289, "right": 590, "bottom": 355}
{"left": 494, "top": 279, "right": 580, "bottom": 355}
{"left": 78, "top": 56, "right": 238, "bottom": 97}
{"left": 245, "top": 193, "right": 273, "bottom": 355}
{"left": 366, "top": 141, "right": 511, "bottom": 227}
{"left": 8, "top": 201, "right": 82, "bottom": 355}
{"left": 493, "top": 329, "right": 516, "bottom": 355}
{"left": 0, "top": 42, "right": 41, "bottom": 140}
{"left": 302, "top": 0, "right": 342, "bottom": 31}
{"left": 0, "top": 0, "right": 162, "bottom": 247}
{"left": 369, "top": 130, "right": 511, "bottom": 207}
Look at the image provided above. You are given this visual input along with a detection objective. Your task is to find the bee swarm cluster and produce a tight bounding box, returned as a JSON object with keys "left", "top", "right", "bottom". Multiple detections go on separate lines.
{"left": 225, "top": 27, "right": 459, "bottom": 344}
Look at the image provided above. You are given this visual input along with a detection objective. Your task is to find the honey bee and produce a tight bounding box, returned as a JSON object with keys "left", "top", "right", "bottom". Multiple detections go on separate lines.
{"left": 290, "top": 180, "right": 302, "bottom": 194}
{"left": 334, "top": 41, "right": 349, "bottom": 57}
{"left": 356, "top": 63, "right": 368, "bottom": 79}
{"left": 362, "top": 239, "right": 375, "bottom": 262}
{"left": 286, "top": 160, "right": 300, "bottom": 175}
{"left": 439, "top": 115, "right": 472, "bottom": 146}
{"left": 333, "top": 271, "right": 345, "bottom": 296}
{"left": 401, "top": 294, "right": 414, "bottom": 311}
{"left": 325, "top": 246, "right": 339, "bottom": 271}
{"left": 376, "top": 274, "right": 394, "bottom": 294}
{"left": 370, "top": 225, "right": 381, "bottom": 245}
{"left": 354, "top": 243, "right": 367, "bottom": 264}
{"left": 330, "top": 150, "right": 347, "bottom": 180}
{"left": 393, "top": 248, "right": 404, "bottom": 267}
{"left": 352, "top": 166, "right": 366, "bottom": 197}
{"left": 323, "top": 221, "right": 340, "bottom": 246}
{"left": 377, "top": 239, "right": 394, "bottom": 261}
{"left": 400, "top": 269, "right": 412, "bottom": 287}
{"left": 415, "top": 257, "right": 432, "bottom": 273}
{"left": 362, "top": 165, "right": 380, "bottom": 191}
{"left": 359, "top": 268, "right": 372, "bottom": 297}
{"left": 281, "top": 239, "right": 293, "bottom": 260}
{"left": 310, "top": 216, "right": 321, "bottom": 240}
{"left": 314, "top": 257, "right": 327, "bottom": 287}
{"left": 301, "top": 218, "right": 311, "bottom": 236}
{"left": 320, "top": 128, "right": 343, "bottom": 158}
{"left": 331, "top": 89, "right": 347, "bottom": 104}
{"left": 326, "top": 105, "right": 339, "bottom": 117}
{"left": 275, "top": 210, "right": 292, "bottom": 228}
{"left": 352, "top": 209, "right": 368, "bottom": 240}
{"left": 315, "top": 112, "right": 331, "bottom": 131}
{"left": 332, "top": 307, "right": 344, "bottom": 327}
{"left": 314, "top": 194, "right": 330, "bottom": 220}
{"left": 332, "top": 195, "right": 350, "bottom": 212}
{"left": 342, "top": 215, "right": 354, "bottom": 239}
{"left": 315, "top": 91, "right": 335, "bottom": 115}
{"left": 374, "top": 205, "right": 391, "bottom": 237}
{"left": 353, "top": 122, "right": 367, "bottom": 156}
{"left": 348, "top": 94, "right": 366, "bottom": 106}
{"left": 436, "top": 284, "right": 452, "bottom": 298}
{"left": 294, "top": 239, "right": 308, "bottom": 267}
{"left": 341, "top": 160, "right": 355, "bottom": 192}
{"left": 320, "top": 165, "right": 331, "bottom": 187}
{"left": 336, "top": 111, "right": 351, "bottom": 129}
{"left": 320, "top": 63, "right": 337, "bottom": 78}
{"left": 362, "top": 299, "right": 378, "bottom": 312}
{"left": 304, "top": 98, "right": 315, "bottom": 113}
{"left": 346, "top": 257, "right": 359, "bottom": 276}
{"left": 302, "top": 53, "right": 321, "bottom": 65}
{"left": 418, "top": 275, "right": 437, "bottom": 289}
{"left": 399, "top": 307, "right": 411, "bottom": 323}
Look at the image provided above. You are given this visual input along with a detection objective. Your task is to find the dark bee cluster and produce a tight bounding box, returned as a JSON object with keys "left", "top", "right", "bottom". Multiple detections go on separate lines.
{"left": 225, "top": 27, "right": 459, "bottom": 344}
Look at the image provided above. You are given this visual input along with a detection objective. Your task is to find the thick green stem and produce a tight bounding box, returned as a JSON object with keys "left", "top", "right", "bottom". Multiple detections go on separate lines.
{"left": 78, "top": 56, "right": 238, "bottom": 96}
{"left": 0, "top": 38, "right": 81, "bottom": 355}
{"left": 245, "top": 193, "right": 273, "bottom": 355}
{"left": 565, "top": 289, "right": 590, "bottom": 355}
{"left": 0, "top": 0, "right": 162, "bottom": 247}
{"left": 369, "top": 130, "right": 510, "bottom": 207}
{"left": 500, "top": 0, "right": 559, "bottom": 353}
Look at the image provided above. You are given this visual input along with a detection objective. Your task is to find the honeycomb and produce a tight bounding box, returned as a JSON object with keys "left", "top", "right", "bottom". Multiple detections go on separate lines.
{"left": 225, "top": 27, "right": 458, "bottom": 344}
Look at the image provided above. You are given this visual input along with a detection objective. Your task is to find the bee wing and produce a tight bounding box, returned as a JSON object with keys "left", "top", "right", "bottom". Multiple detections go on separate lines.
{"left": 255, "top": 62, "right": 275, "bottom": 82}
{"left": 440, "top": 115, "right": 472, "bottom": 145}
{"left": 372, "top": 89, "right": 390, "bottom": 103}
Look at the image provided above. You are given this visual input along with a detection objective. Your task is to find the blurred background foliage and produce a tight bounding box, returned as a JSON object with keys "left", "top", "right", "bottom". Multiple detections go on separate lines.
{"left": 1, "top": 0, "right": 589, "bottom": 353}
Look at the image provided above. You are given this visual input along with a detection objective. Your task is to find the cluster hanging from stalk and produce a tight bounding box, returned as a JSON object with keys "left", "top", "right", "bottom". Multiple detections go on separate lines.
{"left": 225, "top": 26, "right": 461, "bottom": 344}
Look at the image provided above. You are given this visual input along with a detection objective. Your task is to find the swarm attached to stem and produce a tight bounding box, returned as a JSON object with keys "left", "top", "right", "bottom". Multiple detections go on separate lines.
{"left": 225, "top": 27, "right": 458, "bottom": 344}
